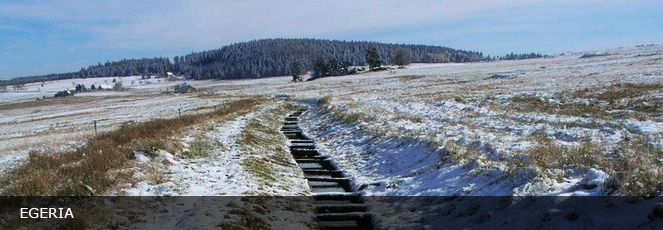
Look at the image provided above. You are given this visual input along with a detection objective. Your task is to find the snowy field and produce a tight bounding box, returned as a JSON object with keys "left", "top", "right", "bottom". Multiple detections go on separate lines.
{"left": 0, "top": 44, "right": 661, "bottom": 198}
{"left": 285, "top": 45, "right": 663, "bottom": 197}
{"left": 0, "top": 44, "right": 662, "bottom": 228}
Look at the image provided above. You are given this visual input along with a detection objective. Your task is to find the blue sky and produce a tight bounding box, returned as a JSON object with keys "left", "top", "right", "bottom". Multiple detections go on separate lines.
{"left": 0, "top": 0, "right": 661, "bottom": 79}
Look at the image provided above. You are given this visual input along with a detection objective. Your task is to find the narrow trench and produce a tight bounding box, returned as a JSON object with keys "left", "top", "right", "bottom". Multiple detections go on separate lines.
{"left": 282, "top": 107, "right": 374, "bottom": 230}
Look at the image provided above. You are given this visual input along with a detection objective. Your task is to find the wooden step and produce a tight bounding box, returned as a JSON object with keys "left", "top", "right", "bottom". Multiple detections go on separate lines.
{"left": 282, "top": 130, "right": 302, "bottom": 133}
{"left": 317, "top": 212, "right": 372, "bottom": 222}
{"left": 316, "top": 204, "right": 368, "bottom": 214}
{"left": 318, "top": 213, "right": 373, "bottom": 230}
{"left": 294, "top": 155, "right": 327, "bottom": 160}
{"left": 302, "top": 169, "right": 344, "bottom": 178}
{"left": 280, "top": 111, "right": 372, "bottom": 230}
{"left": 293, "top": 155, "right": 327, "bottom": 161}
{"left": 291, "top": 139, "right": 314, "bottom": 143}
{"left": 311, "top": 186, "right": 350, "bottom": 193}
{"left": 291, "top": 149, "right": 319, "bottom": 155}
{"left": 295, "top": 158, "right": 330, "bottom": 164}
{"left": 319, "top": 220, "right": 361, "bottom": 230}
{"left": 307, "top": 177, "right": 350, "bottom": 183}
{"left": 290, "top": 143, "right": 315, "bottom": 148}
{"left": 309, "top": 180, "right": 351, "bottom": 192}
{"left": 313, "top": 194, "right": 365, "bottom": 206}
{"left": 291, "top": 147, "right": 316, "bottom": 152}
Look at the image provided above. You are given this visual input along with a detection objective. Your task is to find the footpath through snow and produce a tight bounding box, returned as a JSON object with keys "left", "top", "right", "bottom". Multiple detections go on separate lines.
{"left": 121, "top": 108, "right": 258, "bottom": 196}
{"left": 116, "top": 101, "right": 315, "bottom": 229}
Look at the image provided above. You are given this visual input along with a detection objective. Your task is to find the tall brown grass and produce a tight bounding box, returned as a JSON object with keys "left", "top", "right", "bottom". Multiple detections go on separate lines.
{"left": 525, "top": 136, "right": 662, "bottom": 196}
{"left": 610, "top": 137, "right": 663, "bottom": 196}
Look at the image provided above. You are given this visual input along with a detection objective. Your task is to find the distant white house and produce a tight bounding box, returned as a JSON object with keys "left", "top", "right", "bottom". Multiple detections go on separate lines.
{"left": 166, "top": 72, "right": 175, "bottom": 78}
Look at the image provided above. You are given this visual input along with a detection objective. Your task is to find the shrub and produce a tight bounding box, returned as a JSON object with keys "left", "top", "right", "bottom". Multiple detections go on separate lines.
{"left": 182, "top": 135, "right": 213, "bottom": 158}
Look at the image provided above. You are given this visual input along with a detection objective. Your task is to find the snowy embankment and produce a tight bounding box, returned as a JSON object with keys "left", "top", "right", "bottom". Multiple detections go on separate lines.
{"left": 300, "top": 102, "right": 662, "bottom": 229}
{"left": 300, "top": 101, "right": 610, "bottom": 196}
{"left": 288, "top": 45, "right": 663, "bottom": 197}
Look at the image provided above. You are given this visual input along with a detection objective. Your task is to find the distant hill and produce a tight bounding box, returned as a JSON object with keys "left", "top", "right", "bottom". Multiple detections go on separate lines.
{"left": 174, "top": 38, "right": 485, "bottom": 79}
{"left": 3, "top": 38, "right": 486, "bottom": 85}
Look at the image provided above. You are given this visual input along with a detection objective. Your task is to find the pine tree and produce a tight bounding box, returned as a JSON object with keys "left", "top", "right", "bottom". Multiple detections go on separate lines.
{"left": 312, "top": 58, "right": 328, "bottom": 79}
{"left": 290, "top": 62, "right": 302, "bottom": 82}
{"left": 392, "top": 48, "right": 410, "bottom": 67}
{"left": 365, "top": 47, "right": 382, "bottom": 70}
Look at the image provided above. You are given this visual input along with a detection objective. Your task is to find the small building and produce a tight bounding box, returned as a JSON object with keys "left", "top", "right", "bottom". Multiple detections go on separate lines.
{"left": 166, "top": 72, "right": 175, "bottom": 78}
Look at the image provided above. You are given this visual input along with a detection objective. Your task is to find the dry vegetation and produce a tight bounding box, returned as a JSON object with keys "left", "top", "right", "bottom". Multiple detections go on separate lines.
{"left": 320, "top": 91, "right": 663, "bottom": 196}
{"left": 392, "top": 75, "right": 426, "bottom": 82}
{"left": 0, "top": 97, "right": 263, "bottom": 196}
{"left": 320, "top": 96, "right": 374, "bottom": 124}
{"left": 218, "top": 197, "right": 317, "bottom": 230}
{"left": 509, "top": 83, "right": 663, "bottom": 120}
{"left": 0, "top": 95, "right": 133, "bottom": 111}
{"left": 182, "top": 134, "right": 214, "bottom": 158}
{"left": 610, "top": 137, "right": 663, "bottom": 196}
{"left": 238, "top": 102, "right": 301, "bottom": 192}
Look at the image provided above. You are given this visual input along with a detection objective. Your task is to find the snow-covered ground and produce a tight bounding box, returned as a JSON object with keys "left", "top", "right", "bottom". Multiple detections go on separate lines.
{"left": 116, "top": 101, "right": 309, "bottom": 196}
{"left": 107, "top": 101, "right": 315, "bottom": 229}
{"left": 1, "top": 44, "right": 661, "bottom": 198}
{"left": 0, "top": 44, "right": 661, "bottom": 228}
{"left": 285, "top": 45, "right": 663, "bottom": 197}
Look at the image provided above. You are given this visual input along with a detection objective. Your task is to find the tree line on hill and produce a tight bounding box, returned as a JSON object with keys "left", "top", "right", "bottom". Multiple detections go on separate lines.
{"left": 4, "top": 58, "right": 172, "bottom": 86}
{"left": 173, "top": 38, "right": 485, "bottom": 80}
{"left": 304, "top": 46, "right": 390, "bottom": 81}
{"left": 1, "top": 38, "right": 546, "bottom": 86}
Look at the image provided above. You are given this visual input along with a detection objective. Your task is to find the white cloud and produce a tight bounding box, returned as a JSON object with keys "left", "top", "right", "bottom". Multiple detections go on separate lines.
{"left": 85, "top": 0, "right": 539, "bottom": 50}
{"left": 1, "top": 0, "right": 661, "bottom": 53}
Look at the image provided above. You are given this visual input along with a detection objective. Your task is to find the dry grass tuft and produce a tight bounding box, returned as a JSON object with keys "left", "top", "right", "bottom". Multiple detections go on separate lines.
{"left": 320, "top": 96, "right": 332, "bottom": 108}
{"left": 573, "top": 83, "right": 662, "bottom": 101}
{"left": 393, "top": 75, "right": 425, "bottom": 82}
{"left": 510, "top": 83, "right": 663, "bottom": 119}
{"left": 444, "top": 140, "right": 482, "bottom": 165}
{"left": 523, "top": 135, "right": 662, "bottom": 196}
{"left": 394, "top": 115, "right": 425, "bottom": 123}
{"left": 218, "top": 201, "right": 270, "bottom": 230}
{"left": 528, "top": 141, "right": 606, "bottom": 171}
{"left": 182, "top": 135, "right": 214, "bottom": 158}
{"left": 610, "top": 137, "right": 663, "bottom": 196}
